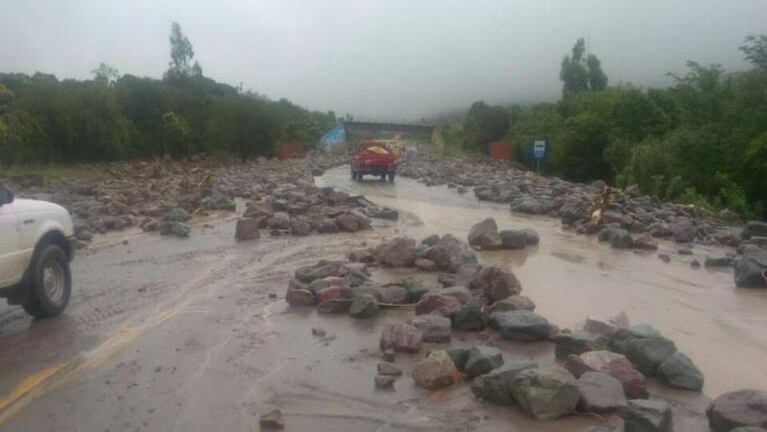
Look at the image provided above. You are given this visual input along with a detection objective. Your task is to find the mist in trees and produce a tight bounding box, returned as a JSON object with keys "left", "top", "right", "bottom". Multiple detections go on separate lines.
{"left": 0, "top": 22, "right": 335, "bottom": 166}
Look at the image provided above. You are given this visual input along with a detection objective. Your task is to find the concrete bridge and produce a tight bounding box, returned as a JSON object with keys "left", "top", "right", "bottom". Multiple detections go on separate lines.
{"left": 342, "top": 120, "right": 434, "bottom": 136}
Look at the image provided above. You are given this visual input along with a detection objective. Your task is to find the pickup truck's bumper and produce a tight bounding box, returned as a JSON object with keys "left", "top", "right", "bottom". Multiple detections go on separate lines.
{"left": 354, "top": 166, "right": 396, "bottom": 176}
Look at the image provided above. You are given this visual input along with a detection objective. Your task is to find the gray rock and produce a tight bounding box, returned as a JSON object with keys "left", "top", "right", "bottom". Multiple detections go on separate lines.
{"left": 731, "top": 428, "right": 767, "bottom": 432}
{"left": 411, "top": 351, "right": 459, "bottom": 390}
{"left": 734, "top": 246, "right": 767, "bottom": 288}
{"left": 671, "top": 221, "right": 697, "bottom": 243}
{"left": 469, "top": 266, "right": 521, "bottom": 303}
{"left": 707, "top": 390, "right": 767, "bottom": 431}
{"left": 622, "top": 399, "right": 673, "bottom": 432}
{"left": 624, "top": 337, "right": 677, "bottom": 375}
{"left": 425, "top": 234, "right": 467, "bottom": 272}
{"left": 377, "top": 362, "right": 402, "bottom": 376}
{"left": 554, "top": 331, "right": 609, "bottom": 360}
{"left": 452, "top": 297, "right": 487, "bottom": 331}
{"left": 577, "top": 372, "right": 628, "bottom": 412}
{"left": 657, "top": 352, "right": 704, "bottom": 391}
{"left": 410, "top": 314, "right": 451, "bottom": 343}
{"left": 490, "top": 310, "right": 553, "bottom": 341}
{"left": 705, "top": 255, "right": 734, "bottom": 268}
{"left": 598, "top": 227, "right": 634, "bottom": 248}
{"left": 375, "top": 285, "right": 408, "bottom": 304}
{"left": 294, "top": 260, "right": 345, "bottom": 283}
{"left": 509, "top": 365, "right": 580, "bottom": 420}
{"left": 742, "top": 221, "right": 767, "bottom": 239}
{"left": 464, "top": 345, "right": 504, "bottom": 378}
{"left": 609, "top": 324, "right": 664, "bottom": 354}
{"left": 159, "top": 221, "right": 190, "bottom": 237}
{"left": 488, "top": 295, "right": 536, "bottom": 313}
{"left": 349, "top": 295, "right": 379, "bottom": 318}
{"left": 522, "top": 228, "right": 540, "bottom": 245}
{"left": 285, "top": 288, "right": 314, "bottom": 306}
{"left": 468, "top": 218, "right": 502, "bottom": 249}
{"left": 446, "top": 348, "right": 470, "bottom": 372}
{"left": 421, "top": 234, "right": 441, "bottom": 246}
{"left": 234, "top": 217, "right": 260, "bottom": 241}
{"left": 374, "top": 374, "right": 396, "bottom": 388}
{"left": 471, "top": 361, "right": 537, "bottom": 405}
{"left": 499, "top": 230, "right": 527, "bottom": 249}
{"left": 415, "top": 291, "right": 464, "bottom": 318}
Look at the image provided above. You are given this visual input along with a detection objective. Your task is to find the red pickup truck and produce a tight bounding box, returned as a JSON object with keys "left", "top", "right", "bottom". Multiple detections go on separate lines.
{"left": 350, "top": 140, "right": 397, "bottom": 182}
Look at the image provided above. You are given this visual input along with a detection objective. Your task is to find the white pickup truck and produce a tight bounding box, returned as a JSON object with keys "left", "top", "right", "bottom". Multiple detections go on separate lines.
{"left": 0, "top": 185, "right": 75, "bottom": 318}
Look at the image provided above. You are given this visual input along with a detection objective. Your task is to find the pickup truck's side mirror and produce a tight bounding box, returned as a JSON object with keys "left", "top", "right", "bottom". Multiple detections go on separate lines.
{"left": 0, "top": 186, "right": 14, "bottom": 206}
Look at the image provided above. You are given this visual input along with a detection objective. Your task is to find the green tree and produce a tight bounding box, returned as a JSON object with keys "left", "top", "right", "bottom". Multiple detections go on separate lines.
{"left": 462, "top": 101, "right": 509, "bottom": 152}
{"left": 165, "top": 22, "right": 195, "bottom": 81}
{"left": 560, "top": 38, "right": 608, "bottom": 96}
{"left": 91, "top": 63, "right": 120, "bottom": 85}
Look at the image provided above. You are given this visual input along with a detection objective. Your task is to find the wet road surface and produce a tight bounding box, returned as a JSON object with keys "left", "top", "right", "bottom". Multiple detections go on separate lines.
{"left": 0, "top": 165, "right": 765, "bottom": 431}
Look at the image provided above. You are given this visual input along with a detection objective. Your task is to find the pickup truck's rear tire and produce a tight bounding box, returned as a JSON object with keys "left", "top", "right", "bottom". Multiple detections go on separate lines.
{"left": 22, "top": 244, "right": 71, "bottom": 319}
{"left": 388, "top": 173, "right": 395, "bottom": 182}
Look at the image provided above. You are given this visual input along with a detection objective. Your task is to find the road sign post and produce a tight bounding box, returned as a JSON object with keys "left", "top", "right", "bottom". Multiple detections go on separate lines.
{"left": 532, "top": 139, "right": 547, "bottom": 173}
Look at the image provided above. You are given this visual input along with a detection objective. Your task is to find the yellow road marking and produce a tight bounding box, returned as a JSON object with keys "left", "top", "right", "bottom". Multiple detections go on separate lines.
{"left": 0, "top": 364, "right": 64, "bottom": 412}
{"left": 0, "top": 300, "right": 190, "bottom": 426}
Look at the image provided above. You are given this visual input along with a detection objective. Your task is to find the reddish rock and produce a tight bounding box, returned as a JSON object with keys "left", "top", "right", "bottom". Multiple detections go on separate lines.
{"left": 379, "top": 324, "right": 423, "bottom": 353}
{"left": 603, "top": 357, "right": 649, "bottom": 399}
{"left": 415, "top": 292, "right": 463, "bottom": 318}
{"left": 315, "top": 285, "right": 345, "bottom": 305}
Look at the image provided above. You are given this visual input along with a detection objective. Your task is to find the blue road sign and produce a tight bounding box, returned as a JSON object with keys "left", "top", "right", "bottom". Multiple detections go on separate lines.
{"left": 533, "top": 139, "right": 547, "bottom": 159}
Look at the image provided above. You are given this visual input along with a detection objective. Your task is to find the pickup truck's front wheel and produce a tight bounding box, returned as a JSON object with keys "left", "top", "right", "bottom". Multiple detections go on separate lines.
{"left": 22, "top": 244, "right": 71, "bottom": 319}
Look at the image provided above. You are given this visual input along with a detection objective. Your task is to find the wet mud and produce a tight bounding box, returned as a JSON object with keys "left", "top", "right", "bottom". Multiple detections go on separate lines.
{"left": 0, "top": 165, "right": 764, "bottom": 431}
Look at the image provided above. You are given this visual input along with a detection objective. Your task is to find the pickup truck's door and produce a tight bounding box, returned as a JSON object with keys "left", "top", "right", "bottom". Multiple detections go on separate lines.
{"left": 0, "top": 202, "right": 24, "bottom": 286}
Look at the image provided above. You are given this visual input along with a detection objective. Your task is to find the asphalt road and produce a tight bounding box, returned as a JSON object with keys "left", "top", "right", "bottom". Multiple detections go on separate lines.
{"left": 0, "top": 166, "right": 764, "bottom": 431}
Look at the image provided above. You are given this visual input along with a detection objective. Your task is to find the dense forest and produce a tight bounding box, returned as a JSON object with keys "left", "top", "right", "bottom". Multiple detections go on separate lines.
{"left": 451, "top": 35, "right": 767, "bottom": 218}
{"left": 0, "top": 23, "right": 335, "bottom": 165}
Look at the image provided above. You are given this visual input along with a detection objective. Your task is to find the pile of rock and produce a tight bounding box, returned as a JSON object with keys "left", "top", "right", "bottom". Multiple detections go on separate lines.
{"left": 285, "top": 234, "right": 716, "bottom": 428}
{"left": 467, "top": 218, "right": 539, "bottom": 250}
{"left": 3, "top": 152, "right": 402, "bottom": 243}
{"left": 398, "top": 157, "right": 743, "bottom": 249}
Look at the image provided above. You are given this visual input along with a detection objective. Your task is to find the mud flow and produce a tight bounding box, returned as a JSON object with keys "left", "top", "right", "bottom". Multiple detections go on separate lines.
{"left": 0, "top": 165, "right": 764, "bottom": 431}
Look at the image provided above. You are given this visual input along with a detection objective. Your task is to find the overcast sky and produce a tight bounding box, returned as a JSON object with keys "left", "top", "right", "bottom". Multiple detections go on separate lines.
{"left": 1, "top": 0, "right": 765, "bottom": 118}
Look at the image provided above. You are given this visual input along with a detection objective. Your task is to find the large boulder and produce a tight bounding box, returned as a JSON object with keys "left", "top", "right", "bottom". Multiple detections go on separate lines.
{"left": 622, "top": 399, "right": 673, "bottom": 432}
{"left": 411, "top": 351, "right": 459, "bottom": 390}
{"left": 234, "top": 217, "right": 260, "bottom": 240}
{"left": 565, "top": 351, "right": 649, "bottom": 400}
{"left": 624, "top": 337, "right": 677, "bottom": 376}
{"left": 415, "top": 292, "right": 464, "bottom": 318}
{"left": 707, "top": 390, "right": 767, "bottom": 431}
{"left": 576, "top": 371, "right": 628, "bottom": 413}
{"left": 488, "top": 295, "right": 536, "bottom": 313}
{"left": 470, "top": 361, "right": 537, "bottom": 405}
{"left": 468, "top": 218, "right": 502, "bottom": 249}
{"left": 499, "top": 229, "right": 527, "bottom": 249}
{"left": 553, "top": 331, "right": 609, "bottom": 360}
{"left": 469, "top": 266, "right": 521, "bottom": 303}
{"left": 294, "top": 260, "right": 345, "bottom": 283}
{"left": 424, "top": 235, "right": 466, "bottom": 273}
{"left": 734, "top": 246, "right": 767, "bottom": 288}
{"left": 509, "top": 365, "right": 580, "bottom": 420}
{"left": 657, "top": 352, "right": 704, "bottom": 391}
{"left": 489, "top": 310, "right": 553, "bottom": 341}
{"left": 379, "top": 324, "right": 423, "bottom": 353}
{"left": 464, "top": 345, "right": 504, "bottom": 378}
{"left": 608, "top": 324, "right": 664, "bottom": 354}
{"left": 742, "top": 221, "right": 767, "bottom": 240}
{"left": 452, "top": 297, "right": 487, "bottom": 331}
{"left": 373, "top": 237, "right": 418, "bottom": 267}
{"left": 410, "top": 314, "right": 451, "bottom": 343}
{"left": 598, "top": 227, "right": 634, "bottom": 249}
{"left": 349, "top": 295, "right": 380, "bottom": 318}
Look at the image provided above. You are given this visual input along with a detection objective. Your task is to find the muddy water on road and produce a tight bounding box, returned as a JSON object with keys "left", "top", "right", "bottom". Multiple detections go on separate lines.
{"left": 0, "top": 165, "right": 765, "bottom": 431}
{"left": 318, "top": 166, "right": 767, "bottom": 397}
